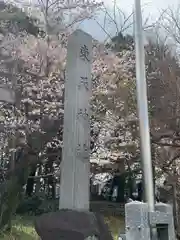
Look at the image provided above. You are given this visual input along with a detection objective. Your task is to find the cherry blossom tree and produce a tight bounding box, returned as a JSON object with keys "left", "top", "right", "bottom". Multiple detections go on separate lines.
{"left": 0, "top": 0, "right": 102, "bottom": 230}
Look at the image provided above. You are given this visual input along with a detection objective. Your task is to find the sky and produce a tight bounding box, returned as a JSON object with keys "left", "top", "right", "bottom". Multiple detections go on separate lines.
{"left": 80, "top": 0, "right": 179, "bottom": 41}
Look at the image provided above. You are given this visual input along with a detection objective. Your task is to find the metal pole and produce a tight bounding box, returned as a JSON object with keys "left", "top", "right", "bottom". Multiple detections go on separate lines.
{"left": 134, "top": 0, "right": 155, "bottom": 212}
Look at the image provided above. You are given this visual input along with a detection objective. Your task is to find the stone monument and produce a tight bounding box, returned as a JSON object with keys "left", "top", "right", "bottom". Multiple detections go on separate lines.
{"left": 34, "top": 29, "right": 113, "bottom": 240}
{"left": 59, "top": 29, "right": 92, "bottom": 211}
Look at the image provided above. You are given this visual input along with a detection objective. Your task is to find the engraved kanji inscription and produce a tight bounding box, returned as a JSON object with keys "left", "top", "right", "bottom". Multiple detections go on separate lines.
{"left": 76, "top": 143, "right": 81, "bottom": 156}
{"left": 80, "top": 44, "right": 90, "bottom": 62}
{"left": 76, "top": 142, "right": 89, "bottom": 161}
{"left": 78, "top": 76, "right": 89, "bottom": 90}
{"left": 83, "top": 143, "right": 89, "bottom": 152}
{"left": 77, "top": 108, "right": 89, "bottom": 119}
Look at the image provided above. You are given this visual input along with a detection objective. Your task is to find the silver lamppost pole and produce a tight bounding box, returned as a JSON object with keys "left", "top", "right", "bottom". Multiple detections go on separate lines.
{"left": 134, "top": 0, "right": 155, "bottom": 212}
{"left": 119, "top": 5, "right": 176, "bottom": 237}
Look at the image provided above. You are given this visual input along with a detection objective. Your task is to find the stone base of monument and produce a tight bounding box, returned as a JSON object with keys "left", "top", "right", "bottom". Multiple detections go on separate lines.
{"left": 118, "top": 201, "right": 176, "bottom": 240}
{"left": 34, "top": 209, "right": 113, "bottom": 240}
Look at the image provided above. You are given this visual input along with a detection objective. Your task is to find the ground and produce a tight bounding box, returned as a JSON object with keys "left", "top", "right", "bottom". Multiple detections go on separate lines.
{"left": 104, "top": 215, "right": 125, "bottom": 239}
{"left": 0, "top": 216, "right": 38, "bottom": 240}
{"left": 0, "top": 215, "right": 125, "bottom": 239}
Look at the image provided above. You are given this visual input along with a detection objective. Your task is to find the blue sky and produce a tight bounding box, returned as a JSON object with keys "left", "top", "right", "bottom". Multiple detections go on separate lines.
{"left": 80, "top": 0, "right": 179, "bottom": 41}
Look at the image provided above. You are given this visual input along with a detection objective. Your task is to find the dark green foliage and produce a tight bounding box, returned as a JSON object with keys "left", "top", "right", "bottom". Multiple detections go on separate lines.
{"left": 36, "top": 199, "right": 58, "bottom": 215}
{"left": 16, "top": 196, "right": 43, "bottom": 215}
{"left": 106, "top": 32, "right": 134, "bottom": 52}
{"left": 17, "top": 197, "right": 58, "bottom": 216}
{"left": 0, "top": 147, "right": 37, "bottom": 231}
{"left": 0, "top": 176, "right": 22, "bottom": 231}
